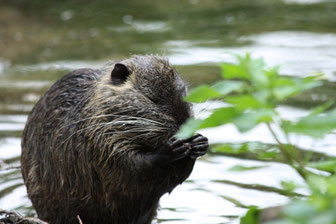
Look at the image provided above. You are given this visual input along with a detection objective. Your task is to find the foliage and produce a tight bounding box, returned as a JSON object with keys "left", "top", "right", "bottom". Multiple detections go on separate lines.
{"left": 176, "top": 53, "right": 324, "bottom": 139}
{"left": 240, "top": 206, "right": 260, "bottom": 224}
{"left": 269, "top": 176, "right": 336, "bottom": 224}
{"left": 176, "top": 53, "right": 336, "bottom": 224}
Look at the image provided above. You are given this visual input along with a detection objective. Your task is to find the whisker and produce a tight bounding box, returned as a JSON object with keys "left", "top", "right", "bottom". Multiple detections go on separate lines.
{"left": 59, "top": 114, "right": 165, "bottom": 130}
{"left": 58, "top": 116, "right": 167, "bottom": 148}
{"left": 59, "top": 122, "right": 111, "bottom": 147}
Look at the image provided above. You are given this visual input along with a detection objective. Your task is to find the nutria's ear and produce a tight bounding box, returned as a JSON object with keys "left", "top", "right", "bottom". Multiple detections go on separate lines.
{"left": 111, "top": 63, "right": 131, "bottom": 85}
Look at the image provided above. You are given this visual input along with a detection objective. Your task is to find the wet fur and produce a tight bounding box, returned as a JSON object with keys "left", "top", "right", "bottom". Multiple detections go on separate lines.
{"left": 21, "top": 56, "right": 207, "bottom": 224}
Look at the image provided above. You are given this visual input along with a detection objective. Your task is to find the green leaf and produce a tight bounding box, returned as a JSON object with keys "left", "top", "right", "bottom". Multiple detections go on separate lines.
{"left": 273, "top": 86, "right": 298, "bottom": 101}
{"left": 228, "top": 165, "right": 268, "bottom": 172}
{"left": 175, "top": 118, "right": 203, "bottom": 139}
{"left": 212, "top": 143, "right": 249, "bottom": 154}
{"left": 281, "top": 181, "right": 297, "bottom": 192}
{"left": 184, "top": 85, "right": 221, "bottom": 103}
{"left": 238, "top": 54, "right": 268, "bottom": 87}
{"left": 265, "top": 65, "right": 280, "bottom": 81}
{"left": 258, "top": 150, "right": 278, "bottom": 159}
{"left": 308, "top": 160, "right": 336, "bottom": 173}
{"left": 282, "top": 109, "right": 336, "bottom": 138}
{"left": 273, "top": 76, "right": 322, "bottom": 101}
{"left": 240, "top": 206, "right": 260, "bottom": 224}
{"left": 211, "top": 80, "right": 244, "bottom": 95}
{"left": 253, "top": 89, "right": 272, "bottom": 105}
{"left": 309, "top": 101, "right": 333, "bottom": 116}
{"left": 233, "top": 109, "right": 275, "bottom": 132}
{"left": 226, "top": 95, "right": 263, "bottom": 110}
{"left": 284, "top": 201, "right": 315, "bottom": 220}
{"left": 212, "top": 142, "right": 275, "bottom": 156}
{"left": 306, "top": 174, "right": 334, "bottom": 195}
{"left": 273, "top": 78, "right": 299, "bottom": 100}
{"left": 199, "top": 107, "right": 239, "bottom": 129}
{"left": 220, "top": 63, "right": 248, "bottom": 80}
{"left": 221, "top": 54, "right": 272, "bottom": 90}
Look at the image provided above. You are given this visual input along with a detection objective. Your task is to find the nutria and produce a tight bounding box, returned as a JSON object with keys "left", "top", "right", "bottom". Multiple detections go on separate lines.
{"left": 21, "top": 55, "right": 208, "bottom": 224}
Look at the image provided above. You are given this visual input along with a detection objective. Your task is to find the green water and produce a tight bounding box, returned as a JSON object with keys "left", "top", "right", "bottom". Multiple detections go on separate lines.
{"left": 1, "top": 0, "right": 336, "bottom": 223}
{"left": 1, "top": 0, "right": 336, "bottom": 64}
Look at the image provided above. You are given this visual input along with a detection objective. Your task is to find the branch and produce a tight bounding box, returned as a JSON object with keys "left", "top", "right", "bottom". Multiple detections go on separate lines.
{"left": 266, "top": 123, "right": 307, "bottom": 180}
{"left": 214, "top": 179, "right": 305, "bottom": 198}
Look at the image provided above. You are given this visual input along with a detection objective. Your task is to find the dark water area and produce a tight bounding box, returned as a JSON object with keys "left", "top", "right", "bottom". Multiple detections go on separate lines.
{"left": 1, "top": 0, "right": 336, "bottom": 223}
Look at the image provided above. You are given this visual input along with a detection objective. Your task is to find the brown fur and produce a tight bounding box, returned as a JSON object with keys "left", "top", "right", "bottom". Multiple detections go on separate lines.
{"left": 21, "top": 55, "right": 208, "bottom": 224}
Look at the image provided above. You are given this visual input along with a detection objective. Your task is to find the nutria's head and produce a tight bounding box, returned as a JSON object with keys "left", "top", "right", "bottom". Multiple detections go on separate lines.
{"left": 84, "top": 55, "right": 191, "bottom": 151}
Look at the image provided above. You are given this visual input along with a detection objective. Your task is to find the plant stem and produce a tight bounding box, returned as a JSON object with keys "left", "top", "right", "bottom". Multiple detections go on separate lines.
{"left": 220, "top": 195, "right": 252, "bottom": 209}
{"left": 214, "top": 179, "right": 305, "bottom": 197}
{"left": 266, "top": 123, "right": 307, "bottom": 180}
{"left": 284, "top": 133, "right": 308, "bottom": 175}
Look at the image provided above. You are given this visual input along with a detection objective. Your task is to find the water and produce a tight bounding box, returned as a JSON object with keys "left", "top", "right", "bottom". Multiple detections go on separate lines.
{"left": 168, "top": 31, "right": 336, "bottom": 80}
{"left": 1, "top": 0, "right": 336, "bottom": 223}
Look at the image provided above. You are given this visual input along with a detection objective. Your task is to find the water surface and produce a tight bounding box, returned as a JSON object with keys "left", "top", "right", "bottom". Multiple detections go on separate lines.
{"left": 1, "top": 0, "right": 336, "bottom": 223}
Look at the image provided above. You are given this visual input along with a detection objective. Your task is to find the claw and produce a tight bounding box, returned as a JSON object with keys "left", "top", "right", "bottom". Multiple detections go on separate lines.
{"left": 189, "top": 150, "right": 207, "bottom": 159}
{"left": 191, "top": 136, "right": 208, "bottom": 143}
{"left": 172, "top": 144, "right": 191, "bottom": 154}
{"left": 186, "top": 133, "right": 208, "bottom": 159}
{"left": 157, "top": 134, "right": 208, "bottom": 163}
{"left": 190, "top": 141, "right": 208, "bottom": 147}
{"left": 191, "top": 144, "right": 208, "bottom": 151}
{"left": 168, "top": 137, "right": 184, "bottom": 148}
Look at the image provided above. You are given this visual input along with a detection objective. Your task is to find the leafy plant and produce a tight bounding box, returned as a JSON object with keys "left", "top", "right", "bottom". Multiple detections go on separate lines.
{"left": 176, "top": 53, "right": 336, "bottom": 223}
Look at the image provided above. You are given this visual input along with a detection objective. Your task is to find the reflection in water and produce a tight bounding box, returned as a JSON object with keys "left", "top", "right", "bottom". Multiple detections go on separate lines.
{"left": 0, "top": 138, "right": 32, "bottom": 214}
{"left": 283, "top": 0, "right": 326, "bottom": 4}
{"left": 0, "top": 60, "right": 11, "bottom": 75}
{"left": 13, "top": 61, "right": 104, "bottom": 73}
{"left": 168, "top": 31, "right": 336, "bottom": 81}
{"left": 8, "top": 31, "right": 336, "bottom": 82}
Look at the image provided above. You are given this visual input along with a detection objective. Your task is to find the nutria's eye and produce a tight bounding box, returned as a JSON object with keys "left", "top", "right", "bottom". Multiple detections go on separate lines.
{"left": 111, "top": 63, "right": 130, "bottom": 85}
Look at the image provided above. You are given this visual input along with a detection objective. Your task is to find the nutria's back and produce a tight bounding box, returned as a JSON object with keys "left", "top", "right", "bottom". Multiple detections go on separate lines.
{"left": 21, "top": 55, "right": 208, "bottom": 224}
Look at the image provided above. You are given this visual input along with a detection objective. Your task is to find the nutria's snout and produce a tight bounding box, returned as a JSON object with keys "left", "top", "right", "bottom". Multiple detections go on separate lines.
{"left": 21, "top": 55, "right": 208, "bottom": 224}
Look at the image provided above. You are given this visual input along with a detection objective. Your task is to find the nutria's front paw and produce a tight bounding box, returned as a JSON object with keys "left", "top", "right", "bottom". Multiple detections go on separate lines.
{"left": 165, "top": 134, "right": 208, "bottom": 161}
{"left": 149, "top": 137, "right": 190, "bottom": 164}
{"left": 151, "top": 134, "right": 208, "bottom": 164}
{"left": 166, "top": 137, "right": 192, "bottom": 162}
{"left": 187, "top": 133, "right": 208, "bottom": 159}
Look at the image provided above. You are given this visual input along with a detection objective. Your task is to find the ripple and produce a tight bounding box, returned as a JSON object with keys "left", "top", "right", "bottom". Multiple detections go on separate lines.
{"left": 167, "top": 31, "right": 336, "bottom": 81}
{"left": 283, "top": 0, "right": 327, "bottom": 4}
{"left": 13, "top": 60, "right": 104, "bottom": 72}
